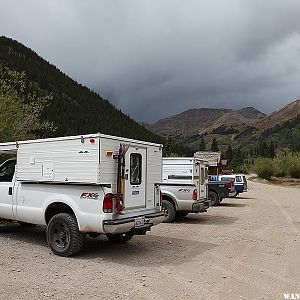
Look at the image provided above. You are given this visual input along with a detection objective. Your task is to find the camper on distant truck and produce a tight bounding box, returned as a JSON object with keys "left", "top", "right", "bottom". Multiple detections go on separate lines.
{"left": 0, "top": 133, "right": 165, "bottom": 256}
{"left": 160, "top": 157, "right": 210, "bottom": 222}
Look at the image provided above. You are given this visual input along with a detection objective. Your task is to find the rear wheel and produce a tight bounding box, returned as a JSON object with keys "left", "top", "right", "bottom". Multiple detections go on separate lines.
{"left": 106, "top": 232, "right": 134, "bottom": 243}
{"left": 47, "top": 213, "right": 85, "bottom": 257}
{"left": 208, "top": 191, "right": 220, "bottom": 206}
{"left": 162, "top": 199, "right": 176, "bottom": 223}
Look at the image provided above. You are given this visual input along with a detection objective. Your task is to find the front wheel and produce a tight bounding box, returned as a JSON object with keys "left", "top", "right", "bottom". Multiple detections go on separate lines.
{"left": 208, "top": 191, "right": 220, "bottom": 206}
{"left": 106, "top": 232, "right": 134, "bottom": 243}
{"left": 47, "top": 213, "right": 85, "bottom": 257}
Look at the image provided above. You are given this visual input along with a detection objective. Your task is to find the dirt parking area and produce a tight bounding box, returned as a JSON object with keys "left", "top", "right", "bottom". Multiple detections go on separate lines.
{"left": 0, "top": 180, "right": 299, "bottom": 300}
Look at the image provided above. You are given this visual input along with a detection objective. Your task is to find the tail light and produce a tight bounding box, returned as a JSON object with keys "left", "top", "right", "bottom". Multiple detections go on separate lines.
{"left": 103, "top": 193, "right": 113, "bottom": 213}
{"left": 225, "top": 182, "right": 232, "bottom": 190}
{"left": 103, "top": 193, "right": 124, "bottom": 214}
{"left": 192, "top": 189, "right": 197, "bottom": 201}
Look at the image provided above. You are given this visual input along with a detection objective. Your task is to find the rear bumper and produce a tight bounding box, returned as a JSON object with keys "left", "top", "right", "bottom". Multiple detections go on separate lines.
{"left": 103, "top": 211, "right": 165, "bottom": 235}
{"left": 192, "top": 200, "right": 210, "bottom": 212}
{"left": 234, "top": 185, "right": 245, "bottom": 193}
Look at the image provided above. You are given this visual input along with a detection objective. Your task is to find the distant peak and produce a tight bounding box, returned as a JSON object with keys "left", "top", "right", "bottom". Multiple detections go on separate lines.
{"left": 237, "top": 107, "right": 266, "bottom": 119}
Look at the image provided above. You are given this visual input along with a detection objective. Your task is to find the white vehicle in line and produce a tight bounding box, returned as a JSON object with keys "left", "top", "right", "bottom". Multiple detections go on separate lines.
{"left": 218, "top": 174, "right": 248, "bottom": 197}
{"left": 160, "top": 157, "right": 210, "bottom": 222}
{"left": 0, "top": 133, "right": 165, "bottom": 256}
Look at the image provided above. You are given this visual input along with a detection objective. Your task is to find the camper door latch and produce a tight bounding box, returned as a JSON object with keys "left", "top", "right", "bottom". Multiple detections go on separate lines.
{"left": 113, "top": 154, "right": 122, "bottom": 159}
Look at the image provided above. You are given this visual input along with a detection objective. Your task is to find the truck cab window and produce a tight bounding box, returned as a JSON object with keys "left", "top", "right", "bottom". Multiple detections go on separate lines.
{"left": 0, "top": 159, "right": 16, "bottom": 182}
{"left": 130, "top": 153, "right": 142, "bottom": 185}
{"left": 235, "top": 176, "right": 242, "bottom": 182}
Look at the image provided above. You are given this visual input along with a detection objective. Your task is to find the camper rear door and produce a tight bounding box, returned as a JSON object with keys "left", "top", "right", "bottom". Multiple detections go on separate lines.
{"left": 124, "top": 147, "right": 147, "bottom": 209}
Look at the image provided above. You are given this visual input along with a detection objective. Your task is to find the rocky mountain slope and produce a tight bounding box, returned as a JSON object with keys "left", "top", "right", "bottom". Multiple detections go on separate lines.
{"left": 148, "top": 100, "right": 300, "bottom": 151}
{"left": 257, "top": 99, "right": 300, "bottom": 130}
{"left": 148, "top": 107, "right": 266, "bottom": 137}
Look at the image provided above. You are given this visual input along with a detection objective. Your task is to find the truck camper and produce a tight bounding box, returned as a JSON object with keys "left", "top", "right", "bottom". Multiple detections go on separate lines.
{"left": 0, "top": 133, "right": 165, "bottom": 256}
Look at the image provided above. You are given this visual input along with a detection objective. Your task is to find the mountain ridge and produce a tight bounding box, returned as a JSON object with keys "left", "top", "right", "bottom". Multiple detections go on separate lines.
{"left": 147, "top": 101, "right": 300, "bottom": 151}
{"left": 148, "top": 106, "right": 266, "bottom": 137}
{"left": 0, "top": 36, "right": 162, "bottom": 144}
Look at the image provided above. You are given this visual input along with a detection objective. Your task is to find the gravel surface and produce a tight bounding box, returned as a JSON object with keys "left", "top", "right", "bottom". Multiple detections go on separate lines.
{"left": 0, "top": 180, "right": 299, "bottom": 299}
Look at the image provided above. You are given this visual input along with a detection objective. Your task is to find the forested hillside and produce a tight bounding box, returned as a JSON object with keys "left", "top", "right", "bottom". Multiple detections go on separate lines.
{"left": 0, "top": 36, "right": 163, "bottom": 143}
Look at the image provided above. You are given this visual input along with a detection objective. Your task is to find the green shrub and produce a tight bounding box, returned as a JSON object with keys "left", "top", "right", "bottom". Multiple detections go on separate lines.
{"left": 288, "top": 159, "right": 300, "bottom": 178}
{"left": 253, "top": 158, "right": 275, "bottom": 180}
{"left": 235, "top": 164, "right": 249, "bottom": 174}
{"left": 273, "top": 157, "right": 288, "bottom": 177}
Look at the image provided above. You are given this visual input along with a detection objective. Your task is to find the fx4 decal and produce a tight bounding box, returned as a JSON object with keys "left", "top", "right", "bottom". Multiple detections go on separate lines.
{"left": 178, "top": 188, "right": 190, "bottom": 193}
{"left": 80, "top": 192, "right": 99, "bottom": 200}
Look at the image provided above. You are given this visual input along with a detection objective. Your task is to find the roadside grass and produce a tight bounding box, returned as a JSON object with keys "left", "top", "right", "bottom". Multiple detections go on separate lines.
{"left": 249, "top": 175, "right": 300, "bottom": 188}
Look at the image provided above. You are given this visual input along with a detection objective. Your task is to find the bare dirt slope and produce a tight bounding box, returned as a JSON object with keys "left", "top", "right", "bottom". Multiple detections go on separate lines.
{"left": 0, "top": 181, "right": 299, "bottom": 300}
{"left": 148, "top": 107, "right": 265, "bottom": 137}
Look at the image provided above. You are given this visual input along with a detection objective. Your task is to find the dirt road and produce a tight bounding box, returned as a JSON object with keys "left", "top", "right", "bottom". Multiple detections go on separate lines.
{"left": 0, "top": 180, "right": 299, "bottom": 300}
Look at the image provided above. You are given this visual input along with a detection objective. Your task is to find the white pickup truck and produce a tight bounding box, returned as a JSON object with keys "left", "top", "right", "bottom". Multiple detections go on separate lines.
{"left": 160, "top": 157, "right": 210, "bottom": 222}
{"left": 0, "top": 133, "right": 165, "bottom": 256}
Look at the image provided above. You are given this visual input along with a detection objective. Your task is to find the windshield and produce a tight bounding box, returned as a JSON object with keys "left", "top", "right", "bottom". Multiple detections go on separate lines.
{"left": 221, "top": 177, "right": 234, "bottom": 182}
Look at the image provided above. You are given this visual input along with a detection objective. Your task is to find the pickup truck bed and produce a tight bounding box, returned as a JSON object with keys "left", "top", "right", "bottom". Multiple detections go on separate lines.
{"left": 160, "top": 183, "right": 210, "bottom": 222}
{"left": 208, "top": 181, "right": 233, "bottom": 206}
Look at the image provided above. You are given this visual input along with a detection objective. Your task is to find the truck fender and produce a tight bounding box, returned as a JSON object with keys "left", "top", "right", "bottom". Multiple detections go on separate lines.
{"left": 42, "top": 196, "right": 82, "bottom": 228}
{"left": 160, "top": 191, "right": 179, "bottom": 210}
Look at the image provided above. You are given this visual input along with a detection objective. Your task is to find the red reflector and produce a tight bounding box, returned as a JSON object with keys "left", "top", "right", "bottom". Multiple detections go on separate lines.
{"left": 90, "top": 138, "right": 95, "bottom": 143}
{"left": 103, "top": 193, "right": 113, "bottom": 213}
{"left": 192, "top": 189, "right": 197, "bottom": 201}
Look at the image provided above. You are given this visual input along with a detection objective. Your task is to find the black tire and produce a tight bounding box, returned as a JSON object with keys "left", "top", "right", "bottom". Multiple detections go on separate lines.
{"left": 176, "top": 212, "right": 189, "bottom": 219}
{"left": 208, "top": 191, "right": 220, "bottom": 206}
{"left": 17, "top": 221, "right": 36, "bottom": 227}
{"left": 106, "top": 232, "right": 134, "bottom": 243}
{"left": 46, "top": 213, "right": 85, "bottom": 257}
{"left": 162, "top": 199, "right": 176, "bottom": 223}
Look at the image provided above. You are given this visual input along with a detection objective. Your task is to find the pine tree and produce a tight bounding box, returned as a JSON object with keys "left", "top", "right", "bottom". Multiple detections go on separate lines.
{"left": 269, "top": 140, "right": 276, "bottom": 158}
{"left": 225, "top": 144, "right": 233, "bottom": 162}
{"left": 199, "top": 137, "right": 206, "bottom": 151}
{"left": 211, "top": 138, "right": 219, "bottom": 151}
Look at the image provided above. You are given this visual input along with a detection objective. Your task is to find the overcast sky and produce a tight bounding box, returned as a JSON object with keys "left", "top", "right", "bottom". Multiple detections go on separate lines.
{"left": 1, "top": 0, "right": 300, "bottom": 122}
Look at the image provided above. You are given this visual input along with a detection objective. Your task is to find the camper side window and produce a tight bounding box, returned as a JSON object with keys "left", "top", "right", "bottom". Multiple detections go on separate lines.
{"left": 0, "top": 159, "right": 16, "bottom": 182}
{"left": 130, "top": 153, "right": 142, "bottom": 185}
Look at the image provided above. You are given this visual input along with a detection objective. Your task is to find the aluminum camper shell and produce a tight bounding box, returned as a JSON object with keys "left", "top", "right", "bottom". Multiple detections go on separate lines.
{"left": 162, "top": 157, "right": 209, "bottom": 201}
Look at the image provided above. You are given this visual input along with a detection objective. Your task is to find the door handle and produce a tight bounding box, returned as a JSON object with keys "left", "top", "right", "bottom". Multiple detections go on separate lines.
{"left": 8, "top": 187, "right": 12, "bottom": 195}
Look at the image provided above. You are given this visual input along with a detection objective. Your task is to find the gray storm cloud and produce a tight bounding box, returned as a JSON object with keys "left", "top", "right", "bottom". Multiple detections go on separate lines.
{"left": 1, "top": 0, "right": 300, "bottom": 122}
